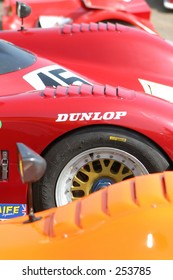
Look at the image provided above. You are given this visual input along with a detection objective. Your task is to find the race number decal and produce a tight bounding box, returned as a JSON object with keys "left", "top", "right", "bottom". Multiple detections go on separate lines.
{"left": 23, "top": 65, "right": 91, "bottom": 89}
{"left": 139, "top": 78, "right": 173, "bottom": 103}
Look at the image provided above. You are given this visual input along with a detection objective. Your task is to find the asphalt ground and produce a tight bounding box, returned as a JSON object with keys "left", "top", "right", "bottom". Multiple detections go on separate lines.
{"left": 0, "top": 0, "right": 172, "bottom": 40}
{"left": 146, "top": 0, "right": 173, "bottom": 41}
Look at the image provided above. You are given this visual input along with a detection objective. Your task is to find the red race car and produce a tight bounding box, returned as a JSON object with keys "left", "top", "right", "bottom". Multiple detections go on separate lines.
{"left": 0, "top": 7, "right": 173, "bottom": 100}
{"left": 163, "top": 0, "right": 173, "bottom": 9}
{"left": 0, "top": 83, "right": 173, "bottom": 219}
{"left": 0, "top": 4, "right": 173, "bottom": 219}
{"left": 2, "top": 0, "right": 156, "bottom": 34}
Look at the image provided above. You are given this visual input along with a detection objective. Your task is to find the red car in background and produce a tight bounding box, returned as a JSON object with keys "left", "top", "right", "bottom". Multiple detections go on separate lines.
{"left": 2, "top": 0, "right": 156, "bottom": 34}
{"left": 163, "top": 0, "right": 173, "bottom": 9}
{"left": 1, "top": 19, "right": 173, "bottom": 101}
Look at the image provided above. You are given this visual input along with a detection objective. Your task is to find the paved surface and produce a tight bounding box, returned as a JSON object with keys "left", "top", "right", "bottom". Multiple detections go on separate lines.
{"left": 146, "top": 0, "right": 173, "bottom": 40}
{"left": 0, "top": 0, "right": 172, "bottom": 40}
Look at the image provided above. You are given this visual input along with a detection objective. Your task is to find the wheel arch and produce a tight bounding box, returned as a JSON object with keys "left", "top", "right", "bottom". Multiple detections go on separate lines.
{"left": 40, "top": 124, "right": 173, "bottom": 168}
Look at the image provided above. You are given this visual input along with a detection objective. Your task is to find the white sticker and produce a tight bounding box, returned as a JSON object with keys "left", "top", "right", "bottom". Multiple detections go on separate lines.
{"left": 139, "top": 78, "right": 173, "bottom": 103}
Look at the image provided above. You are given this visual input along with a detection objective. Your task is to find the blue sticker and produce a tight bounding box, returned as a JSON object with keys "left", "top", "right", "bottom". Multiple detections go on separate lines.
{"left": 0, "top": 204, "right": 27, "bottom": 219}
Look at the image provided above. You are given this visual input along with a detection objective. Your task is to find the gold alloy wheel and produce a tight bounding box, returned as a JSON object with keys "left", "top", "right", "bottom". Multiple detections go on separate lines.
{"left": 55, "top": 147, "right": 149, "bottom": 206}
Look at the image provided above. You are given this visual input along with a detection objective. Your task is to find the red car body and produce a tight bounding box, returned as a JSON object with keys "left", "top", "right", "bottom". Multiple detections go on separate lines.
{"left": 2, "top": 0, "right": 156, "bottom": 34}
{"left": 0, "top": 83, "right": 173, "bottom": 219}
{"left": 1, "top": 23, "right": 173, "bottom": 100}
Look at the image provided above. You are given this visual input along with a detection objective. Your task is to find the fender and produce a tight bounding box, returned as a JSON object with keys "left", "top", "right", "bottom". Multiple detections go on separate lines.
{"left": 0, "top": 84, "right": 173, "bottom": 208}
{"left": 1, "top": 84, "right": 173, "bottom": 158}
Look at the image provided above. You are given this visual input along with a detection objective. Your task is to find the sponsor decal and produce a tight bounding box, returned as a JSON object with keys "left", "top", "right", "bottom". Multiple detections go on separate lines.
{"left": 23, "top": 65, "right": 91, "bottom": 90}
{"left": 139, "top": 79, "right": 173, "bottom": 103}
{"left": 109, "top": 136, "right": 126, "bottom": 142}
{"left": 55, "top": 111, "right": 127, "bottom": 122}
{"left": 0, "top": 204, "right": 27, "bottom": 220}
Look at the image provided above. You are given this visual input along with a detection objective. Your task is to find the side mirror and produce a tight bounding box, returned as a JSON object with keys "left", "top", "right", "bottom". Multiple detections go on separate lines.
{"left": 17, "top": 143, "right": 46, "bottom": 184}
{"left": 17, "top": 143, "right": 47, "bottom": 223}
{"left": 16, "top": 1, "right": 32, "bottom": 30}
{"left": 16, "top": 1, "right": 32, "bottom": 19}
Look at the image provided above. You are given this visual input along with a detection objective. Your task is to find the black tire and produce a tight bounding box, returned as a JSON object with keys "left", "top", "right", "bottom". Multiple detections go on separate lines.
{"left": 33, "top": 126, "right": 170, "bottom": 212}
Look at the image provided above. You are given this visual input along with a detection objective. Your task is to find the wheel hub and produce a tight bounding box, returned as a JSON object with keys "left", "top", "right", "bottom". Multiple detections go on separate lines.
{"left": 91, "top": 177, "right": 115, "bottom": 192}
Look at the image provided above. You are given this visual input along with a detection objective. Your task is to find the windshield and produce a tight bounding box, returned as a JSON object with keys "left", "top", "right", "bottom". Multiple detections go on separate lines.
{"left": 0, "top": 40, "right": 36, "bottom": 74}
